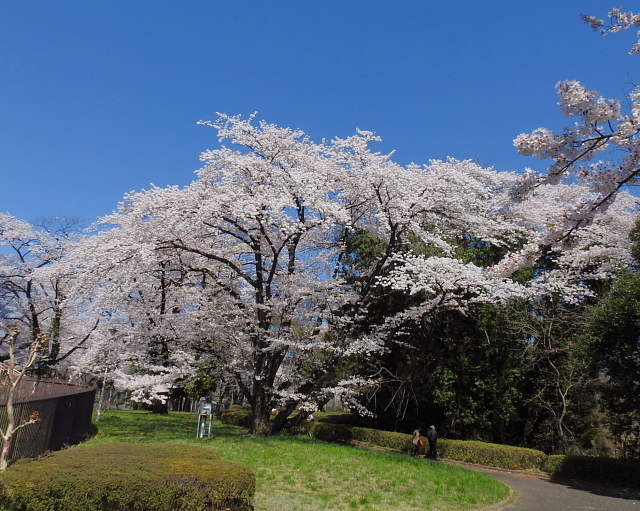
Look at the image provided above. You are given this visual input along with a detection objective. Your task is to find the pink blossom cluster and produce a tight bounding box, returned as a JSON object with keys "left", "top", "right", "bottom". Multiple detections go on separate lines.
{"left": 513, "top": 8, "right": 640, "bottom": 241}
{"left": 582, "top": 8, "right": 640, "bottom": 54}
{"left": 514, "top": 78, "right": 640, "bottom": 238}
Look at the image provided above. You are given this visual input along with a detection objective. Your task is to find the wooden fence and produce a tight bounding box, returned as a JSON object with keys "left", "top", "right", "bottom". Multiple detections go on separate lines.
{"left": 0, "top": 377, "right": 96, "bottom": 463}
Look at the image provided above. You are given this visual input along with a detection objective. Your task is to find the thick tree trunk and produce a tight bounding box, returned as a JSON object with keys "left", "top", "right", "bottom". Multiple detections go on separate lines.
{"left": 249, "top": 394, "right": 272, "bottom": 435}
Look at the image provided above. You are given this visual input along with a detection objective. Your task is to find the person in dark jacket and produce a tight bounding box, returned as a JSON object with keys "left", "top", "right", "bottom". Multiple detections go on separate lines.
{"left": 426, "top": 425, "right": 438, "bottom": 460}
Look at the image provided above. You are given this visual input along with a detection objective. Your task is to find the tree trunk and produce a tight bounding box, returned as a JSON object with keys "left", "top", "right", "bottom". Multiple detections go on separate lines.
{"left": 150, "top": 399, "right": 169, "bottom": 414}
{"left": 249, "top": 394, "right": 272, "bottom": 435}
{"left": 0, "top": 390, "right": 16, "bottom": 470}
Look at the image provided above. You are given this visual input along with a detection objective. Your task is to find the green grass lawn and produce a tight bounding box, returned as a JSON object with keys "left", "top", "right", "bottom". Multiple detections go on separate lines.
{"left": 89, "top": 410, "right": 511, "bottom": 511}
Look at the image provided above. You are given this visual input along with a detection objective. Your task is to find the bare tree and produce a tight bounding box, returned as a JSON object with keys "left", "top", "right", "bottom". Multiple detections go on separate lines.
{"left": 0, "top": 325, "right": 46, "bottom": 470}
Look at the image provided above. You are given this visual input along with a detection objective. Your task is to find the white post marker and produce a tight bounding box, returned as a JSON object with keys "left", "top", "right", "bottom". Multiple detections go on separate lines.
{"left": 197, "top": 403, "right": 213, "bottom": 438}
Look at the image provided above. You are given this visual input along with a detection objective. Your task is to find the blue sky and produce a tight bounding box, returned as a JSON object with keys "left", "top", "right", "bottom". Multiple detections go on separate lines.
{"left": 1, "top": 1, "right": 638, "bottom": 225}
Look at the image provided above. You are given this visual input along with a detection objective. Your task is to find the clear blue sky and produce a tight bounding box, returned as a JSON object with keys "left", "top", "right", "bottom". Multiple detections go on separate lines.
{"left": 1, "top": 1, "right": 638, "bottom": 225}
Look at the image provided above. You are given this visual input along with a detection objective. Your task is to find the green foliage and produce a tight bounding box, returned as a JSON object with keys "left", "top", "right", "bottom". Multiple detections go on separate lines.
{"left": 515, "top": 297, "right": 601, "bottom": 455}
{"left": 0, "top": 443, "right": 255, "bottom": 511}
{"left": 314, "top": 412, "right": 358, "bottom": 425}
{"left": 217, "top": 409, "right": 358, "bottom": 435}
{"left": 439, "top": 440, "right": 546, "bottom": 470}
{"left": 588, "top": 268, "right": 640, "bottom": 457}
{"left": 629, "top": 217, "right": 640, "bottom": 264}
{"left": 455, "top": 234, "right": 512, "bottom": 268}
{"left": 368, "top": 303, "right": 527, "bottom": 441}
{"left": 339, "top": 228, "right": 387, "bottom": 280}
{"left": 183, "top": 365, "right": 217, "bottom": 400}
{"left": 544, "top": 455, "right": 640, "bottom": 489}
{"left": 219, "top": 408, "right": 253, "bottom": 429}
{"left": 346, "top": 224, "right": 610, "bottom": 455}
{"left": 350, "top": 427, "right": 414, "bottom": 453}
{"left": 309, "top": 422, "right": 354, "bottom": 443}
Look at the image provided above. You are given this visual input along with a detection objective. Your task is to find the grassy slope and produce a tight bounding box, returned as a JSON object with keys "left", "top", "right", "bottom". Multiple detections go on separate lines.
{"left": 88, "top": 411, "right": 510, "bottom": 511}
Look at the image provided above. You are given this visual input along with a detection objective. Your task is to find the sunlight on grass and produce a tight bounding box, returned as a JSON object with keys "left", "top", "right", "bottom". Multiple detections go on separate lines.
{"left": 89, "top": 411, "right": 509, "bottom": 511}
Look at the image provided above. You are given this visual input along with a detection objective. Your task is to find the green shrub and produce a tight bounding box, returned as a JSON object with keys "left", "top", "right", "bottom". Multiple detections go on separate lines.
{"left": 439, "top": 440, "right": 546, "bottom": 470}
{"left": 219, "top": 408, "right": 252, "bottom": 428}
{"left": 0, "top": 443, "right": 255, "bottom": 511}
{"left": 544, "top": 455, "right": 640, "bottom": 489}
{"left": 350, "top": 427, "right": 414, "bottom": 453}
{"left": 218, "top": 409, "right": 355, "bottom": 433}
{"left": 309, "top": 423, "right": 413, "bottom": 452}
{"left": 309, "top": 422, "right": 354, "bottom": 443}
{"left": 314, "top": 412, "right": 357, "bottom": 425}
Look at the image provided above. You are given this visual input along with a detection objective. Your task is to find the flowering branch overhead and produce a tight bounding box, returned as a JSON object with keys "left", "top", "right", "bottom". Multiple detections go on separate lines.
{"left": 513, "top": 9, "right": 640, "bottom": 247}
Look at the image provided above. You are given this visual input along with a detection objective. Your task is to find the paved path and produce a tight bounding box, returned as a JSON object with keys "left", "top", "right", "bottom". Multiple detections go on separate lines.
{"left": 456, "top": 462, "right": 640, "bottom": 511}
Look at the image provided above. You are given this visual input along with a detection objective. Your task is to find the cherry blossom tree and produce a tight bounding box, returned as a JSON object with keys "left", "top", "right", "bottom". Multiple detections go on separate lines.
{"left": 0, "top": 215, "right": 97, "bottom": 377}
{"left": 67, "top": 114, "right": 637, "bottom": 436}
{"left": 59, "top": 217, "right": 201, "bottom": 408}
{"left": 67, "top": 115, "right": 521, "bottom": 433}
{"left": 582, "top": 7, "right": 640, "bottom": 54}
{"left": 512, "top": 7, "right": 640, "bottom": 256}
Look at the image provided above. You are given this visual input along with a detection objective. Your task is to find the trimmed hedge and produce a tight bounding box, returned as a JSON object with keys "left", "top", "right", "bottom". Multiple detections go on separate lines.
{"left": 351, "top": 427, "right": 415, "bottom": 453}
{"left": 439, "top": 439, "right": 546, "bottom": 470}
{"left": 310, "top": 422, "right": 546, "bottom": 470}
{"left": 314, "top": 412, "right": 359, "bottom": 425}
{"left": 219, "top": 408, "right": 253, "bottom": 429}
{"left": 544, "top": 455, "right": 640, "bottom": 490}
{"left": 309, "top": 421, "right": 355, "bottom": 444}
{"left": 0, "top": 443, "right": 255, "bottom": 511}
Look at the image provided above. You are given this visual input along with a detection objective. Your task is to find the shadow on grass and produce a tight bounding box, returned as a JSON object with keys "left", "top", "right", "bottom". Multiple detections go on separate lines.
{"left": 93, "top": 411, "right": 200, "bottom": 441}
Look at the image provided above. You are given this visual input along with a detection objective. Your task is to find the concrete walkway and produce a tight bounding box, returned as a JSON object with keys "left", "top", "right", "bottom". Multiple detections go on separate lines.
{"left": 456, "top": 462, "right": 640, "bottom": 511}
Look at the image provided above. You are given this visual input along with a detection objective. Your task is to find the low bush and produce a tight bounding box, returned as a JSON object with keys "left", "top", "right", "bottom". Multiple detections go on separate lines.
{"left": 350, "top": 426, "right": 414, "bottom": 453}
{"left": 310, "top": 423, "right": 414, "bottom": 453}
{"left": 439, "top": 440, "right": 546, "bottom": 470}
{"left": 0, "top": 443, "right": 255, "bottom": 511}
{"left": 309, "top": 421, "right": 354, "bottom": 443}
{"left": 219, "top": 408, "right": 253, "bottom": 428}
{"left": 314, "top": 412, "right": 358, "bottom": 425}
{"left": 544, "top": 455, "right": 640, "bottom": 489}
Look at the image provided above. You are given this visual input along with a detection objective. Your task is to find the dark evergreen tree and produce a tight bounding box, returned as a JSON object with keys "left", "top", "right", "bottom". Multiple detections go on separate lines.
{"left": 589, "top": 269, "right": 640, "bottom": 458}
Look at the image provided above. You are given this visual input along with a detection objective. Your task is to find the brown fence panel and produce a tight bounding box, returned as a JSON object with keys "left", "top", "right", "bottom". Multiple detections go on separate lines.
{"left": 48, "top": 389, "right": 96, "bottom": 452}
{"left": 0, "top": 379, "right": 96, "bottom": 464}
{"left": 5, "top": 399, "right": 57, "bottom": 462}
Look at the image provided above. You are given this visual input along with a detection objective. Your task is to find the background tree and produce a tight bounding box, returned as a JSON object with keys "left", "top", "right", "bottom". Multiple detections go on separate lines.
{"left": 0, "top": 215, "right": 96, "bottom": 378}
{"left": 513, "top": 297, "right": 600, "bottom": 454}
{"left": 587, "top": 218, "right": 640, "bottom": 458}
{"left": 352, "top": 186, "right": 635, "bottom": 451}
{"left": 588, "top": 270, "right": 640, "bottom": 458}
